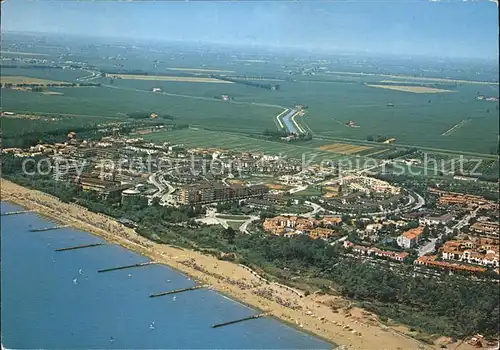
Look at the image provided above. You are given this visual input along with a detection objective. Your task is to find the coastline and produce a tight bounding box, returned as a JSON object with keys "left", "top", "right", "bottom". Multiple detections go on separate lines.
{"left": 1, "top": 179, "right": 430, "bottom": 349}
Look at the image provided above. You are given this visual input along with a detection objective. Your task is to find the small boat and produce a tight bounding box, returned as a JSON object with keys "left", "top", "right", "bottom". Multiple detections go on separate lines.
{"left": 149, "top": 322, "right": 155, "bottom": 330}
{"left": 72, "top": 278, "right": 78, "bottom": 285}
{"left": 128, "top": 274, "right": 132, "bottom": 277}
{"left": 172, "top": 296, "right": 177, "bottom": 301}
{"left": 78, "top": 269, "right": 84, "bottom": 275}
{"left": 110, "top": 337, "right": 114, "bottom": 343}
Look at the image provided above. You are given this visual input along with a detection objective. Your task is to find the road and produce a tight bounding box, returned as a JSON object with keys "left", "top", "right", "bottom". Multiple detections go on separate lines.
{"left": 158, "top": 174, "right": 176, "bottom": 204}
{"left": 148, "top": 172, "right": 176, "bottom": 205}
{"left": 196, "top": 208, "right": 259, "bottom": 233}
{"left": 77, "top": 69, "right": 100, "bottom": 82}
{"left": 148, "top": 172, "right": 165, "bottom": 198}
{"left": 418, "top": 238, "right": 438, "bottom": 257}
{"left": 289, "top": 184, "right": 307, "bottom": 194}
{"left": 301, "top": 201, "right": 333, "bottom": 218}
{"left": 408, "top": 190, "right": 425, "bottom": 211}
{"left": 239, "top": 215, "right": 260, "bottom": 233}
{"left": 418, "top": 207, "right": 478, "bottom": 257}
{"left": 196, "top": 208, "right": 229, "bottom": 228}
{"left": 453, "top": 207, "right": 479, "bottom": 231}
{"left": 341, "top": 160, "right": 391, "bottom": 177}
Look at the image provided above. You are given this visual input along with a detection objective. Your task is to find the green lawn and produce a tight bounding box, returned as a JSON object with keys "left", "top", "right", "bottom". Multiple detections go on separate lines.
{"left": 291, "top": 186, "right": 323, "bottom": 197}
{"left": 225, "top": 221, "right": 244, "bottom": 230}
{"left": 217, "top": 215, "right": 251, "bottom": 220}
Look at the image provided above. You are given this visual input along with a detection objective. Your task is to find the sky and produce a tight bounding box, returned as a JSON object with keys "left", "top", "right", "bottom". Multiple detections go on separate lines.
{"left": 2, "top": 0, "right": 498, "bottom": 59}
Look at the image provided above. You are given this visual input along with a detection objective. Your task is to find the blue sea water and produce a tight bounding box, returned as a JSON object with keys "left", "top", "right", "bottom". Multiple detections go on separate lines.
{"left": 1, "top": 202, "right": 333, "bottom": 349}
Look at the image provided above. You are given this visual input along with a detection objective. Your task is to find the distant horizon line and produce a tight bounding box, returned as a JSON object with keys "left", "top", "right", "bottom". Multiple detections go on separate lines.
{"left": 3, "top": 30, "right": 499, "bottom": 62}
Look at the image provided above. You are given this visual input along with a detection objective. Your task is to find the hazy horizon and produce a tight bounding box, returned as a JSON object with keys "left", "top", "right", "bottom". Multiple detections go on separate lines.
{"left": 2, "top": 0, "right": 498, "bottom": 60}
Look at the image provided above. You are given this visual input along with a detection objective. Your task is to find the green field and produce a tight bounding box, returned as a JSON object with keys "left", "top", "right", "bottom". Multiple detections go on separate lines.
{"left": 141, "top": 127, "right": 499, "bottom": 178}
{"left": 5, "top": 72, "right": 498, "bottom": 154}
{"left": 154, "top": 128, "right": 392, "bottom": 170}
{"left": 142, "top": 128, "right": 367, "bottom": 164}
{"left": 291, "top": 186, "right": 324, "bottom": 197}
{"left": 1, "top": 86, "right": 280, "bottom": 132}
{"left": 226, "top": 221, "right": 244, "bottom": 230}
{"left": 1, "top": 67, "right": 86, "bottom": 82}
{"left": 1, "top": 34, "right": 499, "bottom": 158}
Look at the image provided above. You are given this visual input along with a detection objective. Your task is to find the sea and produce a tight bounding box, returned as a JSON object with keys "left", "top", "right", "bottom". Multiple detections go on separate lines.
{"left": 1, "top": 201, "right": 333, "bottom": 349}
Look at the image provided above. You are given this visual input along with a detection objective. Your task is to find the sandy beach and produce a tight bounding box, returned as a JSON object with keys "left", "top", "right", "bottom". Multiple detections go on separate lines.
{"left": 1, "top": 179, "right": 431, "bottom": 350}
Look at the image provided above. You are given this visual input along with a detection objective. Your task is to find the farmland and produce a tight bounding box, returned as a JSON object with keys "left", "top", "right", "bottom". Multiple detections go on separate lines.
{"left": 319, "top": 143, "right": 372, "bottom": 155}
{"left": 0, "top": 76, "right": 67, "bottom": 85}
{"left": 0, "top": 50, "right": 50, "bottom": 57}
{"left": 365, "top": 84, "right": 455, "bottom": 94}
{"left": 324, "top": 71, "right": 499, "bottom": 85}
{"left": 0, "top": 112, "right": 125, "bottom": 148}
{"left": 142, "top": 128, "right": 357, "bottom": 164}
{"left": 139, "top": 74, "right": 496, "bottom": 154}
{"left": 167, "top": 68, "right": 236, "bottom": 73}
{"left": 1, "top": 32, "right": 498, "bottom": 158}
{"left": 109, "top": 74, "right": 233, "bottom": 83}
{"left": 1, "top": 86, "right": 280, "bottom": 132}
{"left": 4, "top": 69, "right": 498, "bottom": 155}
{"left": 1, "top": 67, "right": 86, "bottom": 82}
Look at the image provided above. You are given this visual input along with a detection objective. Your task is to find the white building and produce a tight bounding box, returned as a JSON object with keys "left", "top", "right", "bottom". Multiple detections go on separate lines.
{"left": 396, "top": 227, "right": 425, "bottom": 249}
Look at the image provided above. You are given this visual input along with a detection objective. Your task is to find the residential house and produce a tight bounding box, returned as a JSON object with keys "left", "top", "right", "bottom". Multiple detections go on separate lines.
{"left": 263, "top": 215, "right": 342, "bottom": 240}
{"left": 419, "top": 213, "right": 454, "bottom": 226}
{"left": 441, "top": 238, "right": 499, "bottom": 268}
{"left": 343, "top": 241, "right": 408, "bottom": 262}
{"left": 415, "top": 255, "right": 487, "bottom": 273}
{"left": 470, "top": 221, "right": 499, "bottom": 238}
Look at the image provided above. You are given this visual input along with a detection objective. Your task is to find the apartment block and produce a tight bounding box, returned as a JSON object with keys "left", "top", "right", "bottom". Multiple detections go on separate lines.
{"left": 396, "top": 226, "right": 425, "bottom": 249}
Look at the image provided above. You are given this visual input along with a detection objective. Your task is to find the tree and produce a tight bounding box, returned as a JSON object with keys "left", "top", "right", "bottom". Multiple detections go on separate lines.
{"left": 222, "top": 227, "right": 236, "bottom": 244}
{"left": 341, "top": 214, "right": 351, "bottom": 225}
{"left": 406, "top": 221, "right": 419, "bottom": 229}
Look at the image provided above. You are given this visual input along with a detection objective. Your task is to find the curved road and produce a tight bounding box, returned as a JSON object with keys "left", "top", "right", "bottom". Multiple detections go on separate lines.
{"left": 148, "top": 171, "right": 175, "bottom": 205}
{"left": 239, "top": 215, "right": 260, "bottom": 233}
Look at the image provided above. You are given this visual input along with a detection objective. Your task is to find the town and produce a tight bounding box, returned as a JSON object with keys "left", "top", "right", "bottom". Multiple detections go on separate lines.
{"left": 1, "top": 4, "right": 499, "bottom": 349}
{"left": 3, "top": 126, "right": 498, "bottom": 279}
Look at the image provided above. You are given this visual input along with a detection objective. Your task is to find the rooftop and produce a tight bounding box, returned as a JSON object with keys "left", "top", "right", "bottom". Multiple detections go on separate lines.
{"left": 402, "top": 226, "right": 425, "bottom": 240}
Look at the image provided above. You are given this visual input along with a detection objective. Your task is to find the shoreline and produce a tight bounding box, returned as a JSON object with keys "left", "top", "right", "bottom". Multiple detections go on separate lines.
{"left": 1, "top": 179, "right": 431, "bottom": 349}
{"left": 3, "top": 197, "right": 331, "bottom": 347}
